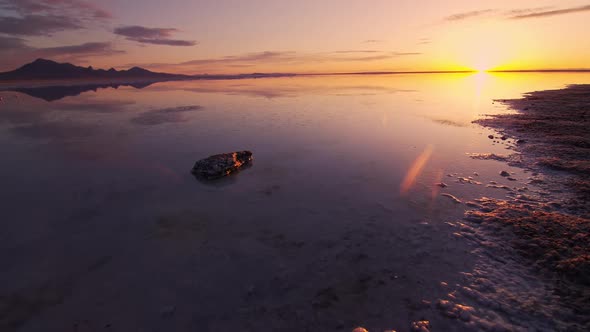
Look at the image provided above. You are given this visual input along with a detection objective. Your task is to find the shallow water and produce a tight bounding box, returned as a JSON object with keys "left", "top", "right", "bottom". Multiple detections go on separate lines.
{"left": 1, "top": 73, "right": 588, "bottom": 331}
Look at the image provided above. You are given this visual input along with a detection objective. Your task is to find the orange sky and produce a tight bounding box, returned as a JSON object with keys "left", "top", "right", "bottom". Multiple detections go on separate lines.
{"left": 0, "top": 0, "right": 589, "bottom": 73}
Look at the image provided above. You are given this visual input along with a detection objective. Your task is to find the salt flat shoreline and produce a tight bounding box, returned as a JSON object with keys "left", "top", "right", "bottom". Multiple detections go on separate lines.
{"left": 462, "top": 84, "right": 590, "bottom": 330}
{"left": 485, "top": 84, "right": 590, "bottom": 204}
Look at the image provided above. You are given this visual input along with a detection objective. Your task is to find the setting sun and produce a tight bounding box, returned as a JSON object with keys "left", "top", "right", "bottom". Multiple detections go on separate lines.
{"left": 1, "top": 1, "right": 589, "bottom": 73}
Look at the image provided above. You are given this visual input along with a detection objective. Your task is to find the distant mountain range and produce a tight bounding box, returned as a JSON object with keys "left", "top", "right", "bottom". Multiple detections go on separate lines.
{"left": 3, "top": 59, "right": 588, "bottom": 83}
{"left": 0, "top": 59, "right": 296, "bottom": 82}
{"left": 0, "top": 58, "right": 189, "bottom": 81}
{"left": 0, "top": 59, "right": 296, "bottom": 101}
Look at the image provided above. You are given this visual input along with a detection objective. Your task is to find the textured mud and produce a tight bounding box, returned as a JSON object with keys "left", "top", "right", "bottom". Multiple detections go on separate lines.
{"left": 435, "top": 84, "right": 590, "bottom": 331}
{"left": 476, "top": 84, "right": 590, "bottom": 205}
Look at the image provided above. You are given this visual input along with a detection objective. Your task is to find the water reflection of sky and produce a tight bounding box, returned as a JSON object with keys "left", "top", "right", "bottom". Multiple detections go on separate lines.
{"left": 1, "top": 72, "right": 589, "bottom": 330}
{"left": 1, "top": 73, "right": 588, "bottom": 188}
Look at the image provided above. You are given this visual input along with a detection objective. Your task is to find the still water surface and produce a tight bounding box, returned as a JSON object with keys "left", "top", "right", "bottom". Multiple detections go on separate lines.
{"left": 0, "top": 73, "right": 588, "bottom": 331}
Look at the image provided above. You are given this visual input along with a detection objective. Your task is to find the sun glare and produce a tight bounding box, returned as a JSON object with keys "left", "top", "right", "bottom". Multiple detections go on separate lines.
{"left": 473, "top": 58, "right": 495, "bottom": 72}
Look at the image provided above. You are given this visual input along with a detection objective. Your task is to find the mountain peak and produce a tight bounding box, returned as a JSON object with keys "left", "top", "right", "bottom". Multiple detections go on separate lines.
{"left": 31, "top": 58, "right": 57, "bottom": 64}
{"left": 127, "top": 66, "right": 150, "bottom": 73}
{"left": 26, "top": 58, "right": 62, "bottom": 68}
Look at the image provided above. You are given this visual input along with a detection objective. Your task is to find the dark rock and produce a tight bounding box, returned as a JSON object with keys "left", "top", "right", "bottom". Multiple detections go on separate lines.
{"left": 500, "top": 171, "right": 510, "bottom": 177}
{"left": 501, "top": 135, "right": 508, "bottom": 140}
{"left": 516, "top": 139, "right": 526, "bottom": 144}
{"left": 488, "top": 135, "right": 494, "bottom": 139}
{"left": 192, "top": 151, "right": 253, "bottom": 179}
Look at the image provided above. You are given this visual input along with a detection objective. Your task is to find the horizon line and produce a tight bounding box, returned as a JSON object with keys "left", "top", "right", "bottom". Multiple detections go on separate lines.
{"left": 181, "top": 68, "right": 590, "bottom": 76}
{"left": 2, "top": 58, "right": 590, "bottom": 80}
{"left": 298, "top": 68, "right": 590, "bottom": 76}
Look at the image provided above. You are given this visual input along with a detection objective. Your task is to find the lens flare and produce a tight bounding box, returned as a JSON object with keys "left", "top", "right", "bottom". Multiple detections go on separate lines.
{"left": 400, "top": 144, "right": 434, "bottom": 194}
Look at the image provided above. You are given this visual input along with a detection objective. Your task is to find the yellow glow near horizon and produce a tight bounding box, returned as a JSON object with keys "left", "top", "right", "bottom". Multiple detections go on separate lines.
{"left": 1, "top": 0, "right": 589, "bottom": 73}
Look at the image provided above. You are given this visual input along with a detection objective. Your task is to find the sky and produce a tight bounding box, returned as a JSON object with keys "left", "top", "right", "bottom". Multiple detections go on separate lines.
{"left": 0, "top": 0, "right": 589, "bottom": 74}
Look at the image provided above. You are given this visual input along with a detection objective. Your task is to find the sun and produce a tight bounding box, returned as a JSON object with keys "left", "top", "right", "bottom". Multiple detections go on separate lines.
{"left": 473, "top": 61, "right": 493, "bottom": 72}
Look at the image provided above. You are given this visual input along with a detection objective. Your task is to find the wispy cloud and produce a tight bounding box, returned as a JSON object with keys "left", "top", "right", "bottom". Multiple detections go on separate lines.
{"left": 330, "top": 50, "right": 381, "bottom": 54}
{"left": 177, "top": 51, "right": 296, "bottom": 67}
{"left": 35, "top": 42, "right": 125, "bottom": 59}
{"left": 0, "top": 0, "right": 111, "bottom": 19}
{"left": 417, "top": 38, "right": 431, "bottom": 45}
{"left": 0, "top": 36, "right": 124, "bottom": 69}
{"left": 170, "top": 50, "right": 419, "bottom": 67}
{"left": 0, "top": 0, "right": 117, "bottom": 69}
{"left": 0, "top": 0, "right": 111, "bottom": 36}
{"left": 503, "top": 7, "right": 553, "bottom": 16}
{"left": 444, "top": 9, "right": 496, "bottom": 21}
{"left": 125, "top": 49, "right": 422, "bottom": 74}
{"left": 363, "top": 39, "right": 384, "bottom": 44}
{"left": 509, "top": 4, "right": 590, "bottom": 19}
{"left": 182, "top": 51, "right": 295, "bottom": 66}
{"left": 0, "top": 14, "right": 82, "bottom": 36}
{"left": 0, "top": 35, "right": 28, "bottom": 49}
{"left": 114, "top": 25, "right": 197, "bottom": 47}
{"left": 0, "top": 36, "right": 123, "bottom": 57}
{"left": 392, "top": 52, "right": 422, "bottom": 56}
{"left": 444, "top": 4, "right": 590, "bottom": 22}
